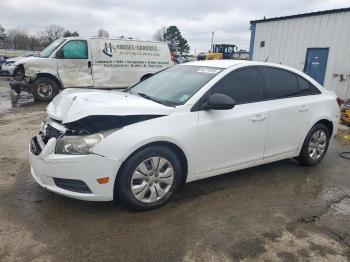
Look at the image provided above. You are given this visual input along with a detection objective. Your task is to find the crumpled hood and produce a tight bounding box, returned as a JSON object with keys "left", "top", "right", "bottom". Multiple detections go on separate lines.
{"left": 13, "top": 56, "right": 40, "bottom": 66}
{"left": 47, "top": 89, "right": 174, "bottom": 123}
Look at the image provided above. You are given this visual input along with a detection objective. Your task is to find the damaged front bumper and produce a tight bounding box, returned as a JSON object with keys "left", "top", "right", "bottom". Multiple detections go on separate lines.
{"left": 29, "top": 123, "right": 122, "bottom": 201}
{"left": 10, "top": 78, "right": 32, "bottom": 93}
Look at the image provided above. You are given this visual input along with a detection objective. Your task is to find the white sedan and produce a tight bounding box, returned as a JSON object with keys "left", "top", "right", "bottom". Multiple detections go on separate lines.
{"left": 29, "top": 60, "right": 340, "bottom": 210}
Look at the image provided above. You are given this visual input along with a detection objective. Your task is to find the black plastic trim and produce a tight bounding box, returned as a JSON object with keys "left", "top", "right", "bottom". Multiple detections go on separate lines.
{"left": 53, "top": 178, "right": 92, "bottom": 193}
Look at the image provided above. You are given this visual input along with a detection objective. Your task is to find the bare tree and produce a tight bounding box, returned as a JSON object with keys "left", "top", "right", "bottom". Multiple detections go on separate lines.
{"left": 0, "top": 25, "right": 5, "bottom": 35}
{"left": 97, "top": 28, "right": 110, "bottom": 38}
{"left": 63, "top": 30, "right": 79, "bottom": 37}
{"left": 39, "top": 25, "right": 64, "bottom": 45}
{"left": 152, "top": 26, "right": 167, "bottom": 42}
{"left": 6, "top": 28, "right": 33, "bottom": 50}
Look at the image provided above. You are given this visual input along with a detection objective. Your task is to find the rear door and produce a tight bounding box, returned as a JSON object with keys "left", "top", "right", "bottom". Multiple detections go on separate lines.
{"left": 303, "top": 48, "right": 329, "bottom": 85}
{"left": 56, "top": 40, "right": 93, "bottom": 88}
{"left": 196, "top": 67, "right": 269, "bottom": 174}
{"left": 261, "top": 67, "right": 311, "bottom": 158}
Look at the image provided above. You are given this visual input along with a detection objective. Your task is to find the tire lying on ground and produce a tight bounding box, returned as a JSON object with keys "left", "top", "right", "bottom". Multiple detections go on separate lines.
{"left": 32, "top": 77, "right": 59, "bottom": 102}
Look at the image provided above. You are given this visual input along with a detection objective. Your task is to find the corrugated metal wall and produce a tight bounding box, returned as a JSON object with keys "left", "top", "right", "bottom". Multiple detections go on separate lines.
{"left": 252, "top": 12, "right": 350, "bottom": 99}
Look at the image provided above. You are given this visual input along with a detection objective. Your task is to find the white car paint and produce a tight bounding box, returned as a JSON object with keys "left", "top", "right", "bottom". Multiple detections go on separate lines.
{"left": 29, "top": 60, "right": 340, "bottom": 202}
{"left": 15, "top": 37, "right": 173, "bottom": 90}
{"left": 47, "top": 88, "right": 174, "bottom": 123}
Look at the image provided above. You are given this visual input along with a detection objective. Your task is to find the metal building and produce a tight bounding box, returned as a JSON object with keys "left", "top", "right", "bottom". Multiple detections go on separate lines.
{"left": 249, "top": 7, "right": 350, "bottom": 99}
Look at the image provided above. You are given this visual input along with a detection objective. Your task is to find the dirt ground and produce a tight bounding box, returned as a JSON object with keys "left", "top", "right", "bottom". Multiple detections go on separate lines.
{"left": 1, "top": 77, "right": 350, "bottom": 261}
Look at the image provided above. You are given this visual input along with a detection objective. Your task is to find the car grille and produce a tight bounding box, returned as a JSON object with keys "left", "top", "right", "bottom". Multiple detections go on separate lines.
{"left": 30, "top": 136, "right": 42, "bottom": 156}
{"left": 40, "top": 123, "right": 64, "bottom": 143}
{"left": 53, "top": 178, "right": 92, "bottom": 193}
{"left": 30, "top": 119, "right": 66, "bottom": 155}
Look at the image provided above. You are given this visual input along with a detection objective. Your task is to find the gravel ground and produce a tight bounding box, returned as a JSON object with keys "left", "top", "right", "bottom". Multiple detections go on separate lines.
{"left": 0, "top": 77, "right": 350, "bottom": 261}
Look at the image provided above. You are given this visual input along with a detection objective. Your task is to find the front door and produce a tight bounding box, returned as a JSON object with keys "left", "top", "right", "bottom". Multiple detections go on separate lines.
{"left": 304, "top": 48, "right": 329, "bottom": 85}
{"left": 56, "top": 40, "right": 93, "bottom": 88}
{"left": 196, "top": 67, "right": 269, "bottom": 175}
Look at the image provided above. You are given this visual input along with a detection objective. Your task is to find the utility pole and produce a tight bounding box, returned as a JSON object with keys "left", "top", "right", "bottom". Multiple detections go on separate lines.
{"left": 210, "top": 31, "right": 214, "bottom": 52}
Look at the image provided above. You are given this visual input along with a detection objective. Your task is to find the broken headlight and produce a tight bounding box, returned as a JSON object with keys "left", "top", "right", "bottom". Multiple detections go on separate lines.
{"left": 55, "top": 133, "right": 104, "bottom": 155}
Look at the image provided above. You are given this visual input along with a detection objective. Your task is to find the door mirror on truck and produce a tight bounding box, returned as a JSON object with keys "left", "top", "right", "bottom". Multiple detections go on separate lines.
{"left": 56, "top": 50, "right": 64, "bottom": 59}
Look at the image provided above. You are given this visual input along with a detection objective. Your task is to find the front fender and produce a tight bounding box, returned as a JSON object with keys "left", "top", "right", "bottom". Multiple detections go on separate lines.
{"left": 93, "top": 112, "right": 198, "bottom": 179}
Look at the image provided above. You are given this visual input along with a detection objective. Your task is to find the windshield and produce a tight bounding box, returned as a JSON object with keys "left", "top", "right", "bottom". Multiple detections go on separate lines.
{"left": 129, "top": 65, "right": 223, "bottom": 106}
{"left": 40, "top": 39, "right": 66, "bottom": 58}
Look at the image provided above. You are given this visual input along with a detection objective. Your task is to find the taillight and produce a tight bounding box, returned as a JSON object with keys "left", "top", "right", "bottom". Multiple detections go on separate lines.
{"left": 336, "top": 97, "right": 343, "bottom": 107}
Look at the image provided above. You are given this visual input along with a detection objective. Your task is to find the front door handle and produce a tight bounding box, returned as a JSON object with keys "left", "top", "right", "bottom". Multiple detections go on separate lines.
{"left": 299, "top": 105, "right": 309, "bottom": 112}
{"left": 88, "top": 61, "right": 92, "bottom": 68}
{"left": 251, "top": 114, "right": 266, "bottom": 122}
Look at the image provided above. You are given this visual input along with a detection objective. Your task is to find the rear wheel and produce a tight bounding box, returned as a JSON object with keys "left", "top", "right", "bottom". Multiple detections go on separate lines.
{"left": 32, "top": 77, "right": 59, "bottom": 102}
{"left": 116, "top": 145, "right": 183, "bottom": 211}
{"left": 298, "top": 123, "right": 330, "bottom": 166}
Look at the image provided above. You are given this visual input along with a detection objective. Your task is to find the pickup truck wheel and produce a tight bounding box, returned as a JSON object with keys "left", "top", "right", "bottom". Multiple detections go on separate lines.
{"left": 116, "top": 145, "right": 183, "bottom": 211}
{"left": 32, "top": 77, "right": 59, "bottom": 102}
{"left": 297, "top": 123, "right": 330, "bottom": 166}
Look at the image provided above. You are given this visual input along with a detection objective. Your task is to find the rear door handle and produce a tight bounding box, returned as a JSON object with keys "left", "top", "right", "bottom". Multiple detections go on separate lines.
{"left": 299, "top": 105, "right": 309, "bottom": 112}
{"left": 251, "top": 114, "right": 266, "bottom": 122}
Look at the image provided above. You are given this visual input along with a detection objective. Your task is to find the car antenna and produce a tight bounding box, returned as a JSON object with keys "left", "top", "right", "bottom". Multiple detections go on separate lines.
{"left": 264, "top": 50, "right": 273, "bottom": 62}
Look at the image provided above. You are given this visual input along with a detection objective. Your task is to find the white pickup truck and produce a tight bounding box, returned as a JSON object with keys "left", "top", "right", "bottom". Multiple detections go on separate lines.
{"left": 10, "top": 37, "right": 174, "bottom": 101}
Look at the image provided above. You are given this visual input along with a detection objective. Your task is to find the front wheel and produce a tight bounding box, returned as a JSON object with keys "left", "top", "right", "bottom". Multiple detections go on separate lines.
{"left": 298, "top": 123, "right": 330, "bottom": 166}
{"left": 116, "top": 145, "right": 183, "bottom": 211}
{"left": 32, "top": 77, "right": 59, "bottom": 102}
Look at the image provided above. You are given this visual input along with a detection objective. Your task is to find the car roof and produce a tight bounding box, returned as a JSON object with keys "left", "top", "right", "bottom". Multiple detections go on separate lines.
{"left": 181, "top": 60, "right": 300, "bottom": 71}
{"left": 183, "top": 60, "right": 246, "bottom": 68}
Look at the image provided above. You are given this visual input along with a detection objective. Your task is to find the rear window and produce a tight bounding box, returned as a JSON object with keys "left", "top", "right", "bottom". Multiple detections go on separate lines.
{"left": 297, "top": 76, "right": 321, "bottom": 95}
{"left": 262, "top": 67, "right": 299, "bottom": 99}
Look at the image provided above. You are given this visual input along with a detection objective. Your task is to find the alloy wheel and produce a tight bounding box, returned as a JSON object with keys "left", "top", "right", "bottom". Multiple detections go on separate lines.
{"left": 308, "top": 130, "right": 327, "bottom": 160}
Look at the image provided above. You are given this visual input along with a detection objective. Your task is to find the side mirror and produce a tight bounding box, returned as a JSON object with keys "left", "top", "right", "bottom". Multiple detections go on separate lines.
{"left": 202, "top": 93, "right": 236, "bottom": 110}
{"left": 55, "top": 50, "right": 64, "bottom": 59}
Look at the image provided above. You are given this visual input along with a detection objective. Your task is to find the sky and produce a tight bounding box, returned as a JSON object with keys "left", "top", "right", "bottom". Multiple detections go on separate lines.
{"left": 0, "top": 0, "right": 349, "bottom": 54}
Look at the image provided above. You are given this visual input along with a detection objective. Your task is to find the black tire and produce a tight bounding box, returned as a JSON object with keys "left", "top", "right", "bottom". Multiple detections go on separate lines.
{"left": 116, "top": 145, "right": 183, "bottom": 211}
{"left": 32, "top": 77, "right": 59, "bottom": 102}
{"left": 297, "top": 123, "right": 330, "bottom": 166}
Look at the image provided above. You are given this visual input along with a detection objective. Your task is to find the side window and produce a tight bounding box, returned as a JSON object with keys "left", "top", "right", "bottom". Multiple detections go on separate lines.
{"left": 262, "top": 67, "right": 299, "bottom": 99}
{"left": 297, "top": 76, "right": 321, "bottom": 95}
{"left": 61, "top": 40, "right": 88, "bottom": 59}
{"left": 212, "top": 67, "right": 264, "bottom": 104}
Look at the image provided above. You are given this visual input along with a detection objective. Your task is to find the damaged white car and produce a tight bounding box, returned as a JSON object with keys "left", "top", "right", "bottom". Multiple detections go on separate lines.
{"left": 29, "top": 60, "right": 340, "bottom": 210}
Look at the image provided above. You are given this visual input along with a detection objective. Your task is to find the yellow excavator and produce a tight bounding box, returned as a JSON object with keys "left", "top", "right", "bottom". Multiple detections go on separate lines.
{"left": 198, "top": 44, "right": 236, "bottom": 60}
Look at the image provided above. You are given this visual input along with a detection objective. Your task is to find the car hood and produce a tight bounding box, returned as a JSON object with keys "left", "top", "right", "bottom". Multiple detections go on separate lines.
{"left": 46, "top": 89, "right": 174, "bottom": 123}
{"left": 12, "top": 56, "right": 36, "bottom": 65}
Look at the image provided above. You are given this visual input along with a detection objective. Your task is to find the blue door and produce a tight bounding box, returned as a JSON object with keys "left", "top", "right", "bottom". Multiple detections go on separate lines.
{"left": 303, "top": 48, "right": 329, "bottom": 85}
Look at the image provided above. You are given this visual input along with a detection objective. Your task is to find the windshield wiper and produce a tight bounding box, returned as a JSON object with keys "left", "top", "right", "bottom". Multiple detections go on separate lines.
{"left": 136, "top": 92, "right": 165, "bottom": 105}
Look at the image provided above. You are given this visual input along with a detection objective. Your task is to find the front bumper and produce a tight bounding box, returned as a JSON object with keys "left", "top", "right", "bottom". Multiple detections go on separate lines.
{"left": 29, "top": 137, "right": 122, "bottom": 201}
{"left": 10, "top": 78, "right": 32, "bottom": 93}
